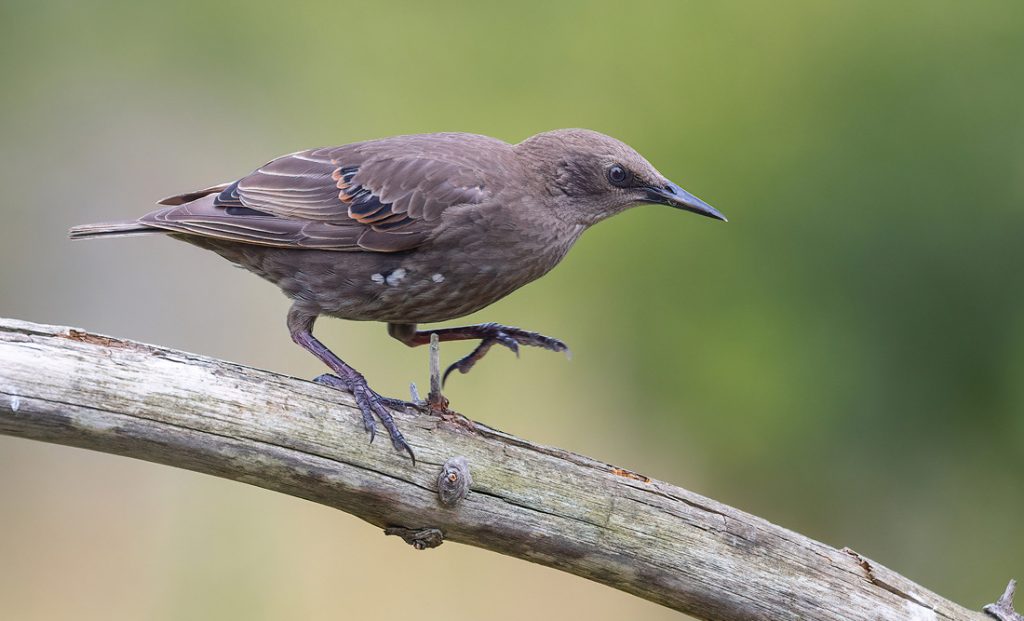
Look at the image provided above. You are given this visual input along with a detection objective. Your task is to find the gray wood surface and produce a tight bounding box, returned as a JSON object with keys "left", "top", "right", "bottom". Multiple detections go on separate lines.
{"left": 0, "top": 317, "right": 1000, "bottom": 620}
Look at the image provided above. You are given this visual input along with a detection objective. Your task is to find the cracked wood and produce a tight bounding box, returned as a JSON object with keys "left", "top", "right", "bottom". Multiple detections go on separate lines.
{"left": 0, "top": 317, "right": 995, "bottom": 621}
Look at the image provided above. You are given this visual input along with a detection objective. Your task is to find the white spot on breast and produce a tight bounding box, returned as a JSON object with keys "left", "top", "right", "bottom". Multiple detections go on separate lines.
{"left": 432, "top": 273, "right": 445, "bottom": 283}
{"left": 371, "top": 273, "right": 385, "bottom": 285}
{"left": 9, "top": 395, "right": 20, "bottom": 412}
{"left": 386, "top": 268, "right": 407, "bottom": 286}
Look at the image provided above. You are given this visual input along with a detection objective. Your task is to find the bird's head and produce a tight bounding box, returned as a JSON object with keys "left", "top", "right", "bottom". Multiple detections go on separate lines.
{"left": 515, "top": 128, "right": 726, "bottom": 226}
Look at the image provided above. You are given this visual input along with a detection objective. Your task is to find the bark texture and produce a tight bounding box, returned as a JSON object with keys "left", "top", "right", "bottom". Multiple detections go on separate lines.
{"left": 0, "top": 317, "right": 1002, "bottom": 620}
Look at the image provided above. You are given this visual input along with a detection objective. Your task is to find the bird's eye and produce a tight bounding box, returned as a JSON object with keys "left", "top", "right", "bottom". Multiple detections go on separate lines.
{"left": 607, "top": 164, "right": 631, "bottom": 187}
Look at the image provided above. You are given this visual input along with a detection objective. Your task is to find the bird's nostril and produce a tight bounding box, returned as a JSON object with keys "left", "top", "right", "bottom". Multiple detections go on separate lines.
{"left": 664, "top": 184, "right": 675, "bottom": 194}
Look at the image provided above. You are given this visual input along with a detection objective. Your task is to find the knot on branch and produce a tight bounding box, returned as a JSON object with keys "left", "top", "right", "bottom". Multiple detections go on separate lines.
{"left": 437, "top": 455, "right": 472, "bottom": 506}
{"left": 384, "top": 527, "right": 445, "bottom": 550}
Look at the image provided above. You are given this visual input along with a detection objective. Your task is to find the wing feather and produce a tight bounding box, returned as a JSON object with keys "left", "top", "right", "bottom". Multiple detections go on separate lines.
{"left": 144, "top": 133, "right": 513, "bottom": 253}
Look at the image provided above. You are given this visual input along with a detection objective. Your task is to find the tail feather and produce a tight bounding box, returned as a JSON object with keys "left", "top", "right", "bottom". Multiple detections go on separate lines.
{"left": 69, "top": 220, "right": 161, "bottom": 240}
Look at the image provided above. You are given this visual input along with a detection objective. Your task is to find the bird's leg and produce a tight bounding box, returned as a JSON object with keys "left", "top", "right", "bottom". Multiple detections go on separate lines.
{"left": 388, "top": 322, "right": 570, "bottom": 386}
{"left": 289, "top": 307, "right": 414, "bottom": 461}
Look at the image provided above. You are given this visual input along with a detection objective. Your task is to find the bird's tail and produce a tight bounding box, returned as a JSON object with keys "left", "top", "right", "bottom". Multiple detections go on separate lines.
{"left": 68, "top": 220, "right": 161, "bottom": 240}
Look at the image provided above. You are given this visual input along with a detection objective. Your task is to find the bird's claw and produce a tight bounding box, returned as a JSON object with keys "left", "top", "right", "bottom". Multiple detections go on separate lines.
{"left": 313, "top": 373, "right": 415, "bottom": 462}
{"left": 441, "top": 324, "right": 570, "bottom": 386}
{"left": 496, "top": 333, "right": 520, "bottom": 357}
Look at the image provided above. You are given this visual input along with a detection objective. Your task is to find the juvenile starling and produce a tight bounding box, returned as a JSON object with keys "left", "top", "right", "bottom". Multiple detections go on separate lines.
{"left": 70, "top": 129, "right": 725, "bottom": 459}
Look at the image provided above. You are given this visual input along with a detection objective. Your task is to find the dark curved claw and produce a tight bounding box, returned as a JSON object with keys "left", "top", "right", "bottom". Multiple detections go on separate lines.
{"left": 440, "top": 324, "right": 570, "bottom": 387}
{"left": 495, "top": 333, "right": 520, "bottom": 357}
{"left": 313, "top": 373, "right": 415, "bottom": 463}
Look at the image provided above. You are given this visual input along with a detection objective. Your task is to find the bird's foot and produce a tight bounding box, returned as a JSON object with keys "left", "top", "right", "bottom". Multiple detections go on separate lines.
{"left": 313, "top": 373, "right": 416, "bottom": 461}
{"left": 443, "top": 323, "right": 570, "bottom": 385}
{"left": 315, "top": 373, "right": 419, "bottom": 411}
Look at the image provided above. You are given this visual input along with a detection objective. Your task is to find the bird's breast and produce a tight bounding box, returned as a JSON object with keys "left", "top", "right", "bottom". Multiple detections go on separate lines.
{"left": 195, "top": 202, "right": 584, "bottom": 325}
{"left": 338, "top": 222, "right": 581, "bottom": 323}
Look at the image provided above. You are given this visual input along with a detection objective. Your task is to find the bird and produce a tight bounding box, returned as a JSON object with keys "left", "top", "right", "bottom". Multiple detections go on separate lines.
{"left": 70, "top": 128, "right": 725, "bottom": 460}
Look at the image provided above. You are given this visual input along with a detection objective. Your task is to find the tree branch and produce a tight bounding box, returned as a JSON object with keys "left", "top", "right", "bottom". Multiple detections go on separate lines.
{"left": 0, "top": 317, "right": 1006, "bottom": 620}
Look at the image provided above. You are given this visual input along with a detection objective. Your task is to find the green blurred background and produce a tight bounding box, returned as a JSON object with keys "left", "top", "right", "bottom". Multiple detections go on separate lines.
{"left": 1, "top": 1, "right": 1022, "bottom": 619}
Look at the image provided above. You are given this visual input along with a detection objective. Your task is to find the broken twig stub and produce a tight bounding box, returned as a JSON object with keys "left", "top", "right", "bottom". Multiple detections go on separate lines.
{"left": 985, "top": 580, "right": 1024, "bottom": 621}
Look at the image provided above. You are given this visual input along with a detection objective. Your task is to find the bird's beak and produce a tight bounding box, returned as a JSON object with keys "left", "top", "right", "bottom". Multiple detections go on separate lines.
{"left": 644, "top": 181, "right": 727, "bottom": 222}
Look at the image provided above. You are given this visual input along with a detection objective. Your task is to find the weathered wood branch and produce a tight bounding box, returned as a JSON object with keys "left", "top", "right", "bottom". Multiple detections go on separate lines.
{"left": 0, "top": 317, "right": 1009, "bottom": 620}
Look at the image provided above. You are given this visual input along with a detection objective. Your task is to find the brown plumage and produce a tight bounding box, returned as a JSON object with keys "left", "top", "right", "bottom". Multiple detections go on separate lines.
{"left": 71, "top": 128, "right": 725, "bottom": 460}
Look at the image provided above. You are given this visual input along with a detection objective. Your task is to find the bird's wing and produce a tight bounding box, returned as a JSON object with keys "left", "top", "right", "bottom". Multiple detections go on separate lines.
{"left": 142, "top": 134, "right": 510, "bottom": 252}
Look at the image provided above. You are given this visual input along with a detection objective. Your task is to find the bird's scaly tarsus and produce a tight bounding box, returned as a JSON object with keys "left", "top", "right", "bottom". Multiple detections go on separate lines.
{"left": 290, "top": 310, "right": 415, "bottom": 461}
